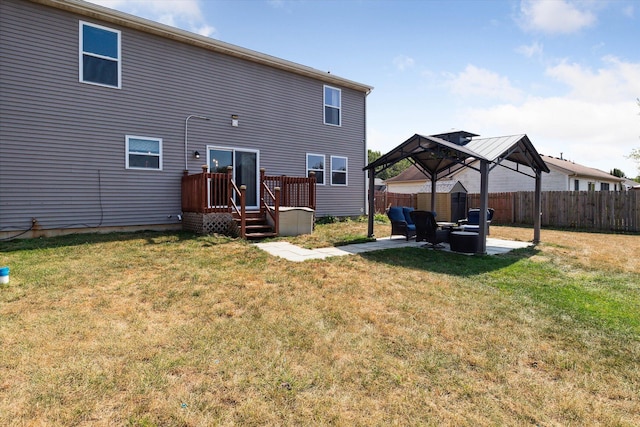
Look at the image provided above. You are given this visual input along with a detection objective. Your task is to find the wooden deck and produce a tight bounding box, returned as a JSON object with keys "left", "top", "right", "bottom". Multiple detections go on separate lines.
{"left": 181, "top": 167, "right": 316, "bottom": 238}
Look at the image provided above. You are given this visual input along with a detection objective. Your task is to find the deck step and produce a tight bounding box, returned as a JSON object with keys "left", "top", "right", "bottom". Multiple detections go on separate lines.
{"left": 234, "top": 213, "right": 275, "bottom": 240}
{"left": 244, "top": 231, "right": 277, "bottom": 240}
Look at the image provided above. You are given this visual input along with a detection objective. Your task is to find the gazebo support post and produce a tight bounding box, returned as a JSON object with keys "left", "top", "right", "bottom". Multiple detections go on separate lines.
{"left": 430, "top": 175, "right": 437, "bottom": 214}
{"left": 477, "top": 160, "right": 489, "bottom": 254}
{"left": 533, "top": 169, "right": 542, "bottom": 244}
{"left": 367, "top": 169, "right": 376, "bottom": 238}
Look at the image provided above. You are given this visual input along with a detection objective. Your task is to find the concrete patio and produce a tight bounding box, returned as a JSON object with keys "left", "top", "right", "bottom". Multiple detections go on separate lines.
{"left": 255, "top": 236, "right": 533, "bottom": 262}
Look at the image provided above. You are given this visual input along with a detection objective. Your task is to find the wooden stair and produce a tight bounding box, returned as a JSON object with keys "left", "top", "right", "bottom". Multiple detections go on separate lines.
{"left": 235, "top": 211, "right": 277, "bottom": 240}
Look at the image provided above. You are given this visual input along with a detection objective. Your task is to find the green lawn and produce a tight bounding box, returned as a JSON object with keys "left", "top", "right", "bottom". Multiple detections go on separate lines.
{"left": 0, "top": 223, "right": 639, "bottom": 426}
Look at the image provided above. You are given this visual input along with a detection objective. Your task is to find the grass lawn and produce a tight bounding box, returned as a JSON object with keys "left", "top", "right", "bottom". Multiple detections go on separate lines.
{"left": 1, "top": 222, "right": 639, "bottom": 426}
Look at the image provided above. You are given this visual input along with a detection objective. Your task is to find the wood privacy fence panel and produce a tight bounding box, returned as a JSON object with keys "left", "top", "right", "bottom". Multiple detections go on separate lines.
{"left": 374, "top": 192, "right": 417, "bottom": 213}
{"left": 468, "top": 191, "right": 639, "bottom": 232}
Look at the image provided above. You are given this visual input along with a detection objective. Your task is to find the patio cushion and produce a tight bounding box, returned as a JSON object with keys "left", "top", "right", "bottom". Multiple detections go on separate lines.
{"left": 387, "top": 206, "right": 405, "bottom": 223}
{"left": 403, "top": 207, "right": 415, "bottom": 224}
{"left": 467, "top": 209, "right": 480, "bottom": 225}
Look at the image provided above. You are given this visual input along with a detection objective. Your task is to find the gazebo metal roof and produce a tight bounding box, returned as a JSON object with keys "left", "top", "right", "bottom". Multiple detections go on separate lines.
{"left": 363, "top": 131, "right": 550, "bottom": 253}
{"left": 364, "top": 133, "right": 549, "bottom": 178}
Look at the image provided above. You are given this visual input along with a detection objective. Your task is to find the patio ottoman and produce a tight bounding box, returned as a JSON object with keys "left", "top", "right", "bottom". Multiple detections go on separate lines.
{"left": 449, "top": 231, "right": 479, "bottom": 253}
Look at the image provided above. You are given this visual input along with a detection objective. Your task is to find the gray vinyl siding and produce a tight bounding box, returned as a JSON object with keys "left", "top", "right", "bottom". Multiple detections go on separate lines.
{"left": 0, "top": 0, "right": 368, "bottom": 232}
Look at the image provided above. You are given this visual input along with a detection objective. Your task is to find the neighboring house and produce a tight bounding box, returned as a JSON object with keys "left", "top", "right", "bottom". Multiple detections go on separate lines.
{"left": 622, "top": 177, "right": 640, "bottom": 191}
{"left": 452, "top": 155, "right": 625, "bottom": 193}
{"left": 0, "top": 0, "right": 372, "bottom": 238}
{"left": 384, "top": 165, "right": 434, "bottom": 194}
{"left": 386, "top": 148, "right": 624, "bottom": 194}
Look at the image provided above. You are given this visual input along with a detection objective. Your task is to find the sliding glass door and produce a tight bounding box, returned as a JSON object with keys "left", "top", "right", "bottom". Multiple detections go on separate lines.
{"left": 208, "top": 147, "right": 259, "bottom": 209}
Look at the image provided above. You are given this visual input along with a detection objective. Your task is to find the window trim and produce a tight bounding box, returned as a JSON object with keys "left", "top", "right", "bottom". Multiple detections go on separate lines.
{"left": 306, "top": 153, "right": 325, "bottom": 186}
{"left": 323, "top": 85, "right": 341, "bottom": 126}
{"left": 125, "top": 135, "right": 163, "bottom": 171}
{"left": 330, "top": 155, "right": 348, "bottom": 186}
{"left": 79, "top": 21, "right": 122, "bottom": 89}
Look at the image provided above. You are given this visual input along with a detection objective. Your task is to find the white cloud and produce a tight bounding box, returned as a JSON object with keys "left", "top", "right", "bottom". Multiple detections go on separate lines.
{"left": 519, "top": 0, "right": 596, "bottom": 34}
{"left": 87, "top": 0, "right": 217, "bottom": 38}
{"left": 460, "top": 56, "right": 640, "bottom": 176}
{"left": 516, "top": 41, "right": 543, "bottom": 58}
{"left": 195, "top": 25, "right": 216, "bottom": 38}
{"left": 393, "top": 55, "right": 415, "bottom": 71}
{"left": 445, "top": 65, "right": 524, "bottom": 103}
{"left": 545, "top": 56, "right": 640, "bottom": 103}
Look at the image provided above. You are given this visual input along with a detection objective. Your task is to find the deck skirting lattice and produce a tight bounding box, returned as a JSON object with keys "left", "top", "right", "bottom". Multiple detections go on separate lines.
{"left": 182, "top": 212, "right": 238, "bottom": 236}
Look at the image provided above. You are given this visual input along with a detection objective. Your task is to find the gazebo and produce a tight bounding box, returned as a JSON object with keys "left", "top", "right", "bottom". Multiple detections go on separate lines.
{"left": 363, "top": 131, "right": 550, "bottom": 254}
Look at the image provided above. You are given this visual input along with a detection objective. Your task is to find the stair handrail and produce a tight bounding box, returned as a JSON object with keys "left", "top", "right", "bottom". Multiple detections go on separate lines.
{"left": 227, "top": 166, "right": 246, "bottom": 238}
{"left": 261, "top": 182, "right": 280, "bottom": 236}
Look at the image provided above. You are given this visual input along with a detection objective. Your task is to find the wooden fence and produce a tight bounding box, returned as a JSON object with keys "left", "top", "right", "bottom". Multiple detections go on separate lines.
{"left": 467, "top": 191, "right": 639, "bottom": 232}
{"left": 376, "top": 190, "right": 640, "bottom": 232}
{"left": 374, "top": 192, "right": 417, "bottom": 213}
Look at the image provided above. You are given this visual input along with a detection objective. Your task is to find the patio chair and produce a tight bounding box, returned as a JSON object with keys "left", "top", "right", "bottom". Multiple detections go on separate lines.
{"left": 458, "top": 208, "right": 494, "bottom": 234}
{"left": 387, "top": 206, "right": 416, "bottom": 240}
{"left": 410, "top": 210, "right": 449, "bottom": 249}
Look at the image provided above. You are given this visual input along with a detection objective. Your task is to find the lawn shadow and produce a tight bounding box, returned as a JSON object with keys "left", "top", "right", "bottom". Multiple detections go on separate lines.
{"left": 361, "top": 245, "right": 539, "bottom": 277}
{"left": 0, "top": 230, "right": 236, "bottom": 253}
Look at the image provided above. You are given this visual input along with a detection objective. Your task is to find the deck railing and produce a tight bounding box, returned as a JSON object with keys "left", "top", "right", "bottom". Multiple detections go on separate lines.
{"left": 262, "top": 171, "right": 316, "bottom": 211}
{"left": 181, "top": 167, "right": 316, "bottom": 237}
{"left": 181, "top": 166, "right": 231, "bottom": 214}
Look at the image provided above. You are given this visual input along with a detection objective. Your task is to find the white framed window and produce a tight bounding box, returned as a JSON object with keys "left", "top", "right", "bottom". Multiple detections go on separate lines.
{"left": 323, "top": 85, "right": 341, "bottom": 126}
{"left": 331, "top": 156, "right": 348, "bottom": 186}
{"left": 306, "top": 153, "right": 325, "bottom": 185}
{"left": 126, "top": 135, "right": 162, "bottom": 170}
{"left": 80, "top": 21, "right": 121, "bottom": 88}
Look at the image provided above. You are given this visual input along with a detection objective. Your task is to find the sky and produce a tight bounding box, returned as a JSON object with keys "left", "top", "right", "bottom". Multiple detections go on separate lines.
{"left": 89, "top": 0, "right": 640, "bottom": 178}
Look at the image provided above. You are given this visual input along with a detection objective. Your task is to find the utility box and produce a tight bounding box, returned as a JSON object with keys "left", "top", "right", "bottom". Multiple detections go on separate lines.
{"left": 416, "top": 180, "right": 467, "bottom": 222}
{"left": 268, "top": 206, "right": 315, "bottom": 236}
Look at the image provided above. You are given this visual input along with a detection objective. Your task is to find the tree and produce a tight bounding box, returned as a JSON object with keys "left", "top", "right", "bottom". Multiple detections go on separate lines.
{"left": 610, "top": 168, "right": 626, "bottom": 178}
{"left": 367, "top": 149, "right": 412, "bottom": 181}
{"left": 627, "top": 148, "right": 640, "bottom": 181}
{"left": 627, "top": 98, "right": 640, "bottom": 180}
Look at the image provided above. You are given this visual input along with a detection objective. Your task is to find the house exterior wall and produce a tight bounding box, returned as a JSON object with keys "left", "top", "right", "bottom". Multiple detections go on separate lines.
{"left": 450, "top": 161, "right": 619, "bottom": 193}
{"left": 385, "top": 181, "right": 426, "bottom": 194}
{"left": 0, "top": 0, "right": 369, "bottom": 234}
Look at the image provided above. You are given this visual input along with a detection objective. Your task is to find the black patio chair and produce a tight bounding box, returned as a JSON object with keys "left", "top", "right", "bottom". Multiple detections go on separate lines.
{"left": 410, "top": 210, "right": 449, "bottom": 249}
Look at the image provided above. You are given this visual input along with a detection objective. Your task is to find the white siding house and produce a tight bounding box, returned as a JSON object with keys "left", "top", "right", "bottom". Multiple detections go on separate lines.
{"left": 386, "top": 155, "right": 624, "bottom": 194}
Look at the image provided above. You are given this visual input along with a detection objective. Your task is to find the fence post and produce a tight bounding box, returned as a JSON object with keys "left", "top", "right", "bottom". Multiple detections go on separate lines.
{"left": 240, "top": 185, "right": 246, "bottom": 238}
{"left": 200, "top": 165, "right": 208, "bottom": 213}
{"left": 274, "top": 187, "right": 280, "bottom": 235}
{"left": 308, "top": 171, "right": 316, "bottom": 210}
{"left": 227, "top": 166, "right": 233, "bottom": 214}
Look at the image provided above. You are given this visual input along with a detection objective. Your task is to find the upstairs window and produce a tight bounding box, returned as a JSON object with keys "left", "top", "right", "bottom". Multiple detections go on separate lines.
{"left": 331, "top": 156, "right": 348, "bottom": 186}
{"left": 80, "top": 21, "right": 121, "bottom": 88}
{"left": 306, "top": 153, "right": 325, "bottom": 185}
{"left": 324, "top": 85, "right": 341, "bottom": 126}
{"left": 126, "top": 135, "right": 162, "bottom": 170}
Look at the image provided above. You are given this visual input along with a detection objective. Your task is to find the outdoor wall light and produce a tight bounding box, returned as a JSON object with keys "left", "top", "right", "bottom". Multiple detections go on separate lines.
{"left": 231, "top": 114, "right": 239, "bottom": 127}
{"left": 194, "top": 150, "right": 200, "bottom": 159}
{"left": 184, "top": 114, "right": 210, "bottom": 170}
